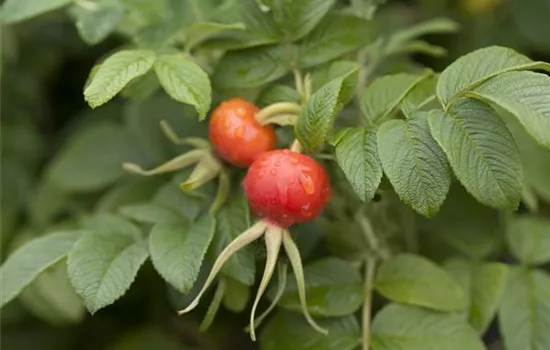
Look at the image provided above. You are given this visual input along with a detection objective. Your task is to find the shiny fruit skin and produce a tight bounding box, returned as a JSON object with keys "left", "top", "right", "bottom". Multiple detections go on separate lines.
{"left": 208, "top": 98, "right": 277, "bottom": 168}
{"left": 243, "top": 149, "right": 331, "bottom": 228}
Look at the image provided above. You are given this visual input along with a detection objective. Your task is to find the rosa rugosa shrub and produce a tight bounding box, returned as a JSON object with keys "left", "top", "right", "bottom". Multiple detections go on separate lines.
{"left": 2, "top": 1, "right": 550, "bottom": 350}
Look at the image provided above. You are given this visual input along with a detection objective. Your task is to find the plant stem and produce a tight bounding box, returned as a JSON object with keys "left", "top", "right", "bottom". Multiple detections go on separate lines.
{"left": 356, "top": 212, "right": 390, "bottom": 260}
{"left": 362, "top": 257, "right": 377, "bottom": 350}
{"left": 293, "top": 69, "right": 306, "bottom": 103}
{"left": 199, "top": 278, "right": 226, "bottom": 331}
{"left": 356, "top": 214, "right": 379, "bottom": 252}
{"left": 400, "top": 206, "right": 418, "bottom": 253}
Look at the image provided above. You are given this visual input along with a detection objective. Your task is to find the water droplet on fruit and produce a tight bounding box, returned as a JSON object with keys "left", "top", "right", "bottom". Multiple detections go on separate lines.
{"left": 270, "top": 169, "right": 277, "bottom": 175}
{"left": 235, "top": 126, "right": 245, "bottom": 137}
{"left": 258, "top": 170, "right": 265, "bottom": 178}
{"left": 300, "top": 204, "right": 313, "bottom": 217}
{"left": 290, "top": 156, "right": 299, "bottom": 165}
{"left": 299, "top": 173, "right": 315, "bottom": 194}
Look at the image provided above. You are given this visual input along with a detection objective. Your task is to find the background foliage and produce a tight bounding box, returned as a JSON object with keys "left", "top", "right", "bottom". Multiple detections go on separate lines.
{"left": 2, "top": 0, "right": 550, "bottom": 350}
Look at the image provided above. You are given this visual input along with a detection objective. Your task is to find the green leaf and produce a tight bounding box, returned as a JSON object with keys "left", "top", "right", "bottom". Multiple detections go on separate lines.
{"left": 428, "top": 99, "right": 523, "bottom": 210}
{"left": 386, "top": 40, "right": 447, "bottom": 58}
{"left": 311, "top": 60, "right": 360, "bottom": 94}
{"left": 204, "top": 0, "right": 281, "bottom": 50}
{"left": 377, "top": 113, "right": 451, "bottom": 216}
{"left": 122, "top": 94, "right": 207, "bottom": 162}
{"left": 371, "top": 304, "right": 485, "bottom": 350}
{"left": 297, "top": 14, "right": 375, "bottom": 69}
{"left": 468, "top": 71, "right": 550, "bottom": 150}
{"left": 0, "top": 231, "right": 82, "bottom": 308}
{"left": 96, "top": 178, "right": 163, "bottom": 212}
{"left": 212, "top": 193, "right": 255, "bottom": 285}
{"left": 222, "top": 277, "right": 250, "bottom": 313}
{"left": 67, "top": 230, "right": 149, "bottom": 313}
{"left": 184, "top": 22, "right": 245, "bottom": 51}
{"left": 417, "top": 183, "right": 502, "bottom": 261}
{"left": 384, "top": 18, "right": 460, "bottom": 57}
{"left": 19, "top": 260, "right": 85, "bottom": 326}
{"left": 272, "top": 258, "right": 362, "bottom": 317}
{"left": 444, "top": 259, "right": 508, "bottom": 334}
{"left": 213, "top": 45, "right": 289, "bottom": 90}
{"left": 84, "top": 50, "right": 156, "bottom": 108}
{"left": 108, "top": 327, "right": 182, "bottom": 350}
{"left": 266, "top": 0, "right": 335, "bottom": 41}
{"left": 47, "top": 121, "right": 144, "bottom": 192}
{"left": 352, "top": 0, "right": 386, "bottom": 19}
{"left": 360, "top": 72, "right": 430, "bottom": 125}
{"left": 152, "top": 175, "right": 205, "bottom": 221}
{"left": 401, "top": 74, "right": 438, "bottom": 117}
{"left": 72, "top": 1, "right": 125, "bottom": 45}
{"left": 2, "top": 0, "right": 72, "bottom": 23}
{"left": 437, "top": 46, "right": 550, "bottom": 107}
{"left": 334, "top": 128, "right": 383, "bottom": 202}
{"left": 261, "top": 312, "right": 361, "bottom": 350}
{"left": 120, "top": 203, "right": 185, "bottom": 224}
{"left": 149, "top": 214, "right": 215, "bottom": 292}
{"left": 154, "top": 54, "right": 212, "bottom": 120}
{"left": 504, "top": 114, "right": 550, "bottom": 203}
{"left": 375, "top": 253, "right": 466, "bottom": 311}
{"left": 256, "top": 84, "right": 299, "bottom": 107}
{"left": 499, "top": 267, "right": 550, "bottom": 350}
{"left": 506, "top": 216, "right": 550, "bottom": 265}
{"left": 28, "top": 179, "right": 69, "bottom": 227}
{"left": 295, "top": 67, "right": 358, "bottom": 153}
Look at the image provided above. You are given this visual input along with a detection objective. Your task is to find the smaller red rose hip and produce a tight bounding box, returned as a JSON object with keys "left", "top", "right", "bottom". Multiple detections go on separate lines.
{"left": 243, "top": 149, "right": 331, "bottom": 227}
{"left": 208, "top": 98, "right": 277, "bottom": 168}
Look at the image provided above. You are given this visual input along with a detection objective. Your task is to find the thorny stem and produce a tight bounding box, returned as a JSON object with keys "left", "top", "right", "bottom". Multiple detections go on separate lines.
{"left": 362, "top": 257, "right": 377, "bottom": 350}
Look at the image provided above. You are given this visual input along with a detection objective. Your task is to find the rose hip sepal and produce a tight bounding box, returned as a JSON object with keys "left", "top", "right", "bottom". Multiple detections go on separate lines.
{"left": 177, "top": 150, "right": 331, "bottom": 341}
{"left": 209, "top": 98, "right": 277, "bottom": 168}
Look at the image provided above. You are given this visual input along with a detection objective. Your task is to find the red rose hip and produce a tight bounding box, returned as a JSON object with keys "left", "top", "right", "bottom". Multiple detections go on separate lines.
{"left": 208, "top": 98, "right": 277, "bottom": 167}
{"left": 243, "top": 149, "right": 331, "bottom": 227}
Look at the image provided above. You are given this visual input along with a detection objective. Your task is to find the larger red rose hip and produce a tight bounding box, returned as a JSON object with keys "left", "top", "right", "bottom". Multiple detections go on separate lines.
{"left": 243, "top": 149, "right": 331, "bottom": 227}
